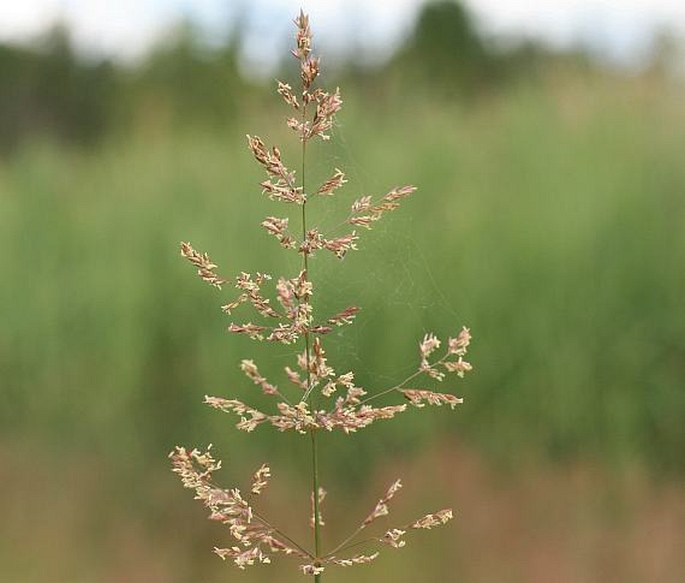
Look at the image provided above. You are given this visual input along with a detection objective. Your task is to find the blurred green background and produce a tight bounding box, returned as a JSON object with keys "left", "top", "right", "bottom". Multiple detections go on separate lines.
{"left": 1, "top": 1, "right": 684, "bottom": 581}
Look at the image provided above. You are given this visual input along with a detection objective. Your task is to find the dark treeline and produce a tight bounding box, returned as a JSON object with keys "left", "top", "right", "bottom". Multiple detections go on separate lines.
{"left": 0, "top": 1, "right": 592, "bottom": 154}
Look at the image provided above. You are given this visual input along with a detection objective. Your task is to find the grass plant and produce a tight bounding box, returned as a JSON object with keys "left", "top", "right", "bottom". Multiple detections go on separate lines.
{"left": 169, "top": 12, "right": 473, "bottom": 578}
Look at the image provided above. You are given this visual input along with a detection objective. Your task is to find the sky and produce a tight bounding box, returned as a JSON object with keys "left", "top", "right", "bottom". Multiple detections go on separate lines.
{"left": 1, "top": 0, "right": 684, "bottom": 71}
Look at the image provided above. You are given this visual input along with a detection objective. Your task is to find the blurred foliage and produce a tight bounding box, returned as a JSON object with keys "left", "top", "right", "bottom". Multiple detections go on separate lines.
{"left": 392, "top": 1, "right": 497, "bottom": 95}
{"left": 131, "top": 20, "right": 248, "bottom": 133}
{"left": 0, "top": 1, "right": 592, "bottom": 153}
{"left": 1, "top": 0, "right": 684, "bottom": 481}
{"left": 0, "top": 24, "right": 118, "bottom": 153}
{"left": 2, "top": 73, "right": 684, "bottom": 478}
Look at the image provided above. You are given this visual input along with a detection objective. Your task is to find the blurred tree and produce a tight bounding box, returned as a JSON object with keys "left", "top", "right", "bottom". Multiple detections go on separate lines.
{"left": 134, "top": 18, "right": 245, "bottom": 133}
{"left": 0, "top": 23, "right": 118, "bottom": 153}
{"left": 393, "top": 0, "right": 496, "bottom": 97}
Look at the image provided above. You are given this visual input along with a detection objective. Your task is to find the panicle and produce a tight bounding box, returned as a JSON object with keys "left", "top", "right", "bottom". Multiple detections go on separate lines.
{"left": 173, "top": 10, "right": 473, "bottom": 578}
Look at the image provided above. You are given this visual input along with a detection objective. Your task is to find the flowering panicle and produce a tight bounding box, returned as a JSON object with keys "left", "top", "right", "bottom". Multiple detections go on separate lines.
{"left": 172, "top": 10, "right": 473, "bottom": 578}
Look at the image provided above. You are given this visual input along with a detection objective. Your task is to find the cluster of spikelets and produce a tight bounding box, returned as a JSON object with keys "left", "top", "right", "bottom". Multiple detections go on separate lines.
{"left": 170, "top": 445, "right": 455, "bottom": 574}
{"left": 170, "top": 11, "right": 472, "bottom": 577}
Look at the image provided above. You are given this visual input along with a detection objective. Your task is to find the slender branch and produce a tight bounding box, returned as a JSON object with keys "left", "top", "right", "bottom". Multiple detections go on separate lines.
{"left": 358, "top": 370, "right": 422, "bottom": 406}
{"left": 324, "top": 536, "right": 379, "bottom": 558}
{"left": 326, "top": 522, "right": 367, "bottom": 558}
{"left": 359, "top": 354, "right": 451, "bottom": 406}
{"left": 252, "top": 508, "right": 314, "bottom": 559}
{"left": 273, "top": 389, "right": 293, "bottom": 406}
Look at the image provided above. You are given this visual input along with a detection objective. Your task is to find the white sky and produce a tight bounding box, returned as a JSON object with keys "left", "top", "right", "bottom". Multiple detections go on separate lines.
{"left": 1, "top": 0, "right": 684, "bottom": 69}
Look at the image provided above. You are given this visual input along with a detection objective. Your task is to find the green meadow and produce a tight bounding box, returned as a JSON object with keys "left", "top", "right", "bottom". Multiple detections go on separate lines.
{"left": 2, "top": 71, "right": 684, "bottom": 580}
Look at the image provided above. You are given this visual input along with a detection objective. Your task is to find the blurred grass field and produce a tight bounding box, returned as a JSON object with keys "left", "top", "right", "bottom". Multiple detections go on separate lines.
{"left": 2, "top": 69, "right": 685, "bottom": 580}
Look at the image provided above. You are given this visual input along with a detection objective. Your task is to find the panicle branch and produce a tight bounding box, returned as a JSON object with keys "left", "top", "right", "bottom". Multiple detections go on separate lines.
{"left": 316, "top": 168, "right": 346, "bottom": 196}
{"left": 247, "top": 135, "right": 304, "bottom": 204}
{"left": 181, "top": 242, "right": 228, "bottom": 289}
{"left": 169, "top": 446, "right": 308, "bottom": 569}
{"left": 240, "top": 359, "right": 280, "bottom": 397}
{"left": 349, "top": 185, "right": 417, "bottom": 229}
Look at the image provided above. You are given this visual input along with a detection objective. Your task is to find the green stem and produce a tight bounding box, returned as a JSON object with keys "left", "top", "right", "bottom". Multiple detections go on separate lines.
{"left": 299, "top": 95, "right": 322, "bottom": 582}
{"left": 311, "top": 428, "right": 322, "bottom": 581}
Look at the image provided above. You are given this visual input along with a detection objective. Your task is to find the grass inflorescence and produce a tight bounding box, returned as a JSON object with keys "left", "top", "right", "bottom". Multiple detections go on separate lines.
{"left": 169, "top": 11, "right": 473, "bottom": 578}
